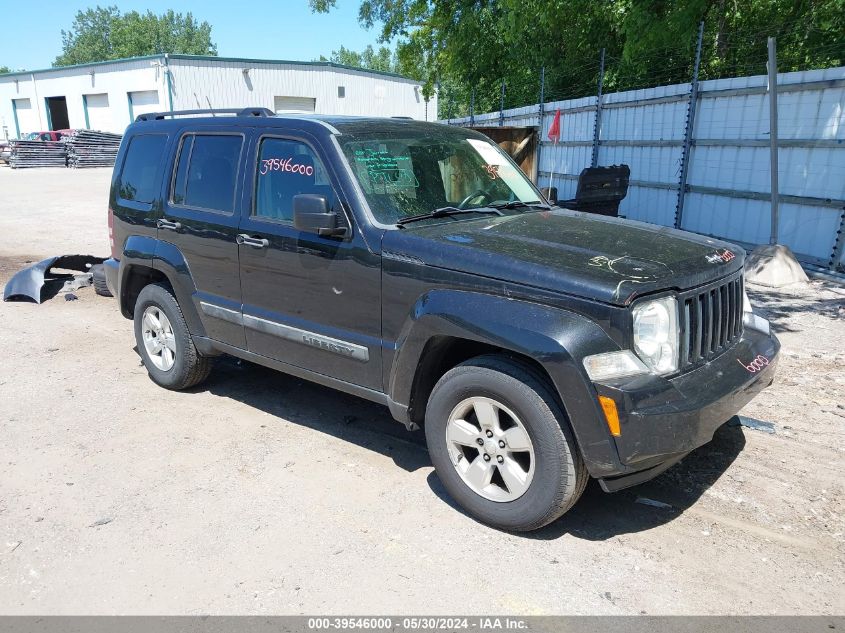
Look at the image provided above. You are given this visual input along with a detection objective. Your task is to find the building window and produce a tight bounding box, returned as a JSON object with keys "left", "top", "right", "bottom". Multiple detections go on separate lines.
{"left": 338, "top": 86, "right": 346, "bottom": 98}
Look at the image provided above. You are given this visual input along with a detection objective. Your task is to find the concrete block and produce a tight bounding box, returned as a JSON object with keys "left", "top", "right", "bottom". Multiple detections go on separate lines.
{"left": 745, "top": 244, "right": 809, "bottom": 287}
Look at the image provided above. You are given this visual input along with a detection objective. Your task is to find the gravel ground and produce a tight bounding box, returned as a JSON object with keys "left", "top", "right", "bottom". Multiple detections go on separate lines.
{"left": 0, "top": 167, "right": 843, "bottom": 615}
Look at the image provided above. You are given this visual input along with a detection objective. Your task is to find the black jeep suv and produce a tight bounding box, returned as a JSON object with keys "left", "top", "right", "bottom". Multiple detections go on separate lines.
{"left": 104, "top": 108, "right": 779, "bottom": 531}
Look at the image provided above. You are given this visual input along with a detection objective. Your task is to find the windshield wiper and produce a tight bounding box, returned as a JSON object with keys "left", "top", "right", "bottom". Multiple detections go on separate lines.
{"left": 396, "top": 206, "right": 504, "bottom": 227}
{"left": 488, "top": 200, "right": 552, "bottom": 211}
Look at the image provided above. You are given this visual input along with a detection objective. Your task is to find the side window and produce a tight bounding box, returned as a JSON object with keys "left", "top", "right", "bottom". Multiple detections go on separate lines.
{"left": 170, "top": 134, "right": 243, "bottom": 213}
{"left": 253, "top": 137, "right": 336, "bottom": 222}
{"left": 171, "top": 135, "right": 194, "bottom": 205}
{"left": 118, "top": 134, "right": 168, "bottom": 203}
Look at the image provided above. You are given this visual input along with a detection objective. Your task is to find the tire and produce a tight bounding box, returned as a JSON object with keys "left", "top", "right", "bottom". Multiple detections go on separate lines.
{"left": 424, "top": 355, "right": 587, "bottom": 532}
{"left": 133, "top": 283, "right": 213, "bottom": 390}
{"left": 91, "top": 264, "right": 112, "bottom": 297}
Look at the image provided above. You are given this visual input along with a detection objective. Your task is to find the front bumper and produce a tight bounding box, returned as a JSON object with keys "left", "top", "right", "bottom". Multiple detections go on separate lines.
{"left": 594, "top": 323, "right": 779, "bottom": 491}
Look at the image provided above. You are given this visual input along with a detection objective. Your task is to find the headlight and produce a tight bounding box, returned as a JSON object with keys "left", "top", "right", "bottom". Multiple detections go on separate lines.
{"left": 632, "top": 296, "right": 679, "bottom": 374}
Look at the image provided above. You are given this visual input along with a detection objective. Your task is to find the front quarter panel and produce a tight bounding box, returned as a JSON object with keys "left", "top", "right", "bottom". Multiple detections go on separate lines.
{"left": 386, "top": 287, "right": 628, "bottom": 476}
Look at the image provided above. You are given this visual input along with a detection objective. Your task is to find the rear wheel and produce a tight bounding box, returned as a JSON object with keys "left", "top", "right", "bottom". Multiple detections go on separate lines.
{"left": 133, "top": 283, "right": 213, "bottom": 390}
{"left": 425, "top": 355, "right": 587, "bottom": 531}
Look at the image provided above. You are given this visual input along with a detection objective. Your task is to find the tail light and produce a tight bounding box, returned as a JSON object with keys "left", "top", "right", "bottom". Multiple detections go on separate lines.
{"left": 108, "top": 207, "right": 117, "bottom": 258}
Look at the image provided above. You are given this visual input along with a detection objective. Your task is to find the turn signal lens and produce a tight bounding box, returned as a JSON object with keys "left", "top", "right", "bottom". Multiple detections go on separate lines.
{"left": 598, "top": 396, "right": 621, "bottom": 437}
{"left": 583, "top": 350, "right": 649, "bottom": 381}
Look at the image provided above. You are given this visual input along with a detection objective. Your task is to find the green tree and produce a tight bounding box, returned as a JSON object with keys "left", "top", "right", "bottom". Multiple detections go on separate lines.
{"left": 322, "top": 44, "right": 397, "bottom": 73}
{"left": 0, "top": 66, "right": 10, "bottom": 74}
{"left": 311, "top": 0, "right": 845, "bottom": 118}
{"left": 54, "top": 6, "right": 217, "bottom": 67}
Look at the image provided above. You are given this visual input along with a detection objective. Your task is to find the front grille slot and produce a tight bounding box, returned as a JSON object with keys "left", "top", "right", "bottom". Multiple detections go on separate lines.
{"left": 679, "top": 273, "right": 744, "bottom": 371}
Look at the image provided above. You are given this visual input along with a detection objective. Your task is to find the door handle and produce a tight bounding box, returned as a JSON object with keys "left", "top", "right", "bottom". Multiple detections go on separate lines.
{"left": 157, "top": 219, "right": 182, "bottom": 231}
{"left": 236, "top": 233, "right": 269, "bottom": 248}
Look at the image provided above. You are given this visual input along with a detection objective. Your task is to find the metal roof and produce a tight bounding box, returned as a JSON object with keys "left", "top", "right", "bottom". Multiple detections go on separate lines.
{"left": 0, "top": 53, "right": 418, "bottom": 84}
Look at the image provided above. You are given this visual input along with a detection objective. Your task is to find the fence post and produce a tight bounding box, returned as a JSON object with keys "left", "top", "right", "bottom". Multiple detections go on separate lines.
{"left": 591, "top": 48, "right": 606, "bottom": 167}
{"left": 470, "top": 88, "right": 475, "bottom": 126}
{"left": 767, "top": 36, "right": 780, "bottom": 245}
{"left": 674, "top": 21, "right": 705, "bottom": 230}
{"left": 537, "top": 66, "right": 545, "bottom": 185}
{"left": 830, "top": 207, "right": 845, "bottom": 272}
{"left": 499, "top": 80, "right": 506, "bottom": 126}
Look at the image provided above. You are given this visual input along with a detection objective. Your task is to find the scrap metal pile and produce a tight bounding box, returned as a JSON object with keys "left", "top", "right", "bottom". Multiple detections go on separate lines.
{"left": 64, "top": 130, "right": 122, "bottom": 168}
{"left": 6, "top": 130, "right": 123, "bottom": 169}
{"left": 8, "top": 140, "right": 67, "bottom": 169}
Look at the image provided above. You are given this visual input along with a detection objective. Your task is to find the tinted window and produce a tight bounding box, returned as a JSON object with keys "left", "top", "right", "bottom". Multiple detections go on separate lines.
{"left": 171, "top": 134, "right": 243, "bottom": 213}
{"left": 254, "top": 138, "right": 336, "bottom": 222}
{"left": 118, "top": 134, "right": 167, "bottom": 203}
{"left": 171, "top": 135, "right": 194, "bottom": 205}
{"left": 339, "top": 127, "right": 539, "bottom": 225}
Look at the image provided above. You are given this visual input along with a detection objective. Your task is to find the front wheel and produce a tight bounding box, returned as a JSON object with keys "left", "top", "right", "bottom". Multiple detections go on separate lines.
{"left": 425, "top": 355, "right": 587, "bottom": 531}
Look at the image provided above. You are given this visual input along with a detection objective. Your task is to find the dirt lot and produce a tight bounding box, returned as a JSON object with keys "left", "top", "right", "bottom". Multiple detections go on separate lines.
{"left": 0, "top": 167, "right": 843, "bottom": 615}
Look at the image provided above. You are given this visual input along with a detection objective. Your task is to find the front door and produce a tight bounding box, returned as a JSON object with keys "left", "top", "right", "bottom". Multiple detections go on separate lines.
{"left": 159, "top": 127, "right": 248, "bottom": 348}
{"left": 237, "top": 132, "right": 383, "bottom": 390}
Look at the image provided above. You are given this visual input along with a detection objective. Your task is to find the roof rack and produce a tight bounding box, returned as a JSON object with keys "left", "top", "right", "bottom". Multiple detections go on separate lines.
{"left": 135, "top": 107, "right": 275, "bottom": 122}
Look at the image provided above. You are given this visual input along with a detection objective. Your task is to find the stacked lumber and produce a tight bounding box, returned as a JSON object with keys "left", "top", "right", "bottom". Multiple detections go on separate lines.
{"left": 64, "top": 130, "right": 122, "bottom": 168}
{"left": 8, "top": 140, "right": 67, "bottom": 169}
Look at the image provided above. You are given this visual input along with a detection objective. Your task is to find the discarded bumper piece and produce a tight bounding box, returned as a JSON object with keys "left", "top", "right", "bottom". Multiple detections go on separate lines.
{"left": 3, "top": 255, "right": 105, "bottom": 304}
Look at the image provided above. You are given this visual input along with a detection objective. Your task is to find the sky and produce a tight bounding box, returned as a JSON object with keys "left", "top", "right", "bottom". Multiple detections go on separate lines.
{"left": 0, "top": 0, "right": 386, "bottom": 71}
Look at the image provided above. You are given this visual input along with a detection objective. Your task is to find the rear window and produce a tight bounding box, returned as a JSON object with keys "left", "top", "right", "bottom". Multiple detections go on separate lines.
{"left": 118, "top": 134, "right": 167, "bottom": 203}
{"left": 171, "top": 134, "right": 243, "bottom": 213}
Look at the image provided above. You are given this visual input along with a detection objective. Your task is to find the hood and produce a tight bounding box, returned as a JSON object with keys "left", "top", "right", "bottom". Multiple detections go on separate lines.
{"left": 383, "top": 208, "right": 744, "bottom": 306}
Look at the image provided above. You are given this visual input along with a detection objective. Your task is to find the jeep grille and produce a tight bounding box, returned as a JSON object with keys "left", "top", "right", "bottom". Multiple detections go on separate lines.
{"left": 679, "top": 272, "right": 744, "bottom": 370}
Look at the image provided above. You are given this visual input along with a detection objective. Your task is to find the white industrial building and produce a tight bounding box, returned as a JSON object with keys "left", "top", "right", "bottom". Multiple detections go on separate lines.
{"left": 0, "top": 54, "right": 435, "bottom": 139}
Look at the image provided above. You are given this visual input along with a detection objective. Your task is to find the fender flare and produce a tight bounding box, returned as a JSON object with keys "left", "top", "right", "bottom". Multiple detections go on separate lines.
{"left": 118, "top": 236, "right": 207, "bottom": 337}
{"left": 388, "top": 289, "right": 626, "bottom": 476}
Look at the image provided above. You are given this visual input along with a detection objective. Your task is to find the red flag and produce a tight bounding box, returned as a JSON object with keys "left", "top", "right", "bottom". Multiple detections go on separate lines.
{"left": 547, "top": 109, "right": 561, "bottom": 142}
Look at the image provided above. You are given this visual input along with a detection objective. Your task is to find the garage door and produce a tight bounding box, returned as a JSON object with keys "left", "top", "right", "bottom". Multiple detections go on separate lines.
{"left": 84, "top": 93, "right": 112, "bottom": 131}
{"left": 274, "top": 96, "right": 316, "bottom": 113}
{"left": 128, "top": 90, "right": 161, "bottom": 120}
{"left": 12, "top": 98, "right": 38, "bottom": 137}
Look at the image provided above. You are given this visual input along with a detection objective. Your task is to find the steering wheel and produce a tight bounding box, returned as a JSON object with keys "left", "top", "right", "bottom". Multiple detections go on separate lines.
{"left": 457, "top": 188, "right": 493, "bottom": 209}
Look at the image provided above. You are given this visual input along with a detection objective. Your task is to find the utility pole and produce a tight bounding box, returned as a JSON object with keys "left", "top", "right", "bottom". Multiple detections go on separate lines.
{"left": 767, "top": 36, "right": 780, "bottom": 244}
{"left": 470, "top": 88, "right": 475, "bottom": 126}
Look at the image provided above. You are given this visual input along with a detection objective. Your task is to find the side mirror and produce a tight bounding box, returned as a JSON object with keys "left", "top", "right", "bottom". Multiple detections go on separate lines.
{"left": 293, "top": 194, "right": 348, "bottom": 237}
{"left": 541, "top": 187, "right": 558, "bottom": 204}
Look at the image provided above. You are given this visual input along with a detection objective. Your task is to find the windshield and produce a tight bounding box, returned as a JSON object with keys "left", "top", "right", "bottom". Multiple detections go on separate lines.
{"left": 338, "top": 126, "right": 541, "bottom": 226}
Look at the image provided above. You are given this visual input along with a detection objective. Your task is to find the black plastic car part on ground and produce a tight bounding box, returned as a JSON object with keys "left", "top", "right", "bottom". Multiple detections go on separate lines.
{"left": 4, "top": 255, "right": 105, "bottom": 303}
{"left": 101, "top": 109, "right": 780, "bottom": 531}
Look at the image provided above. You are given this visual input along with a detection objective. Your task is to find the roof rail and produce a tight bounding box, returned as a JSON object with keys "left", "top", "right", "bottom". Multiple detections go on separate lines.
{"left": 135, "top": 107, "right": 275, "bottom": 122}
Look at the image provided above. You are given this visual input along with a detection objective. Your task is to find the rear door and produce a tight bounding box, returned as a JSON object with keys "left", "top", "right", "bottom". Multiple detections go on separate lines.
{"left": 159, "top": 126, "right": 249, "bottom": 348}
